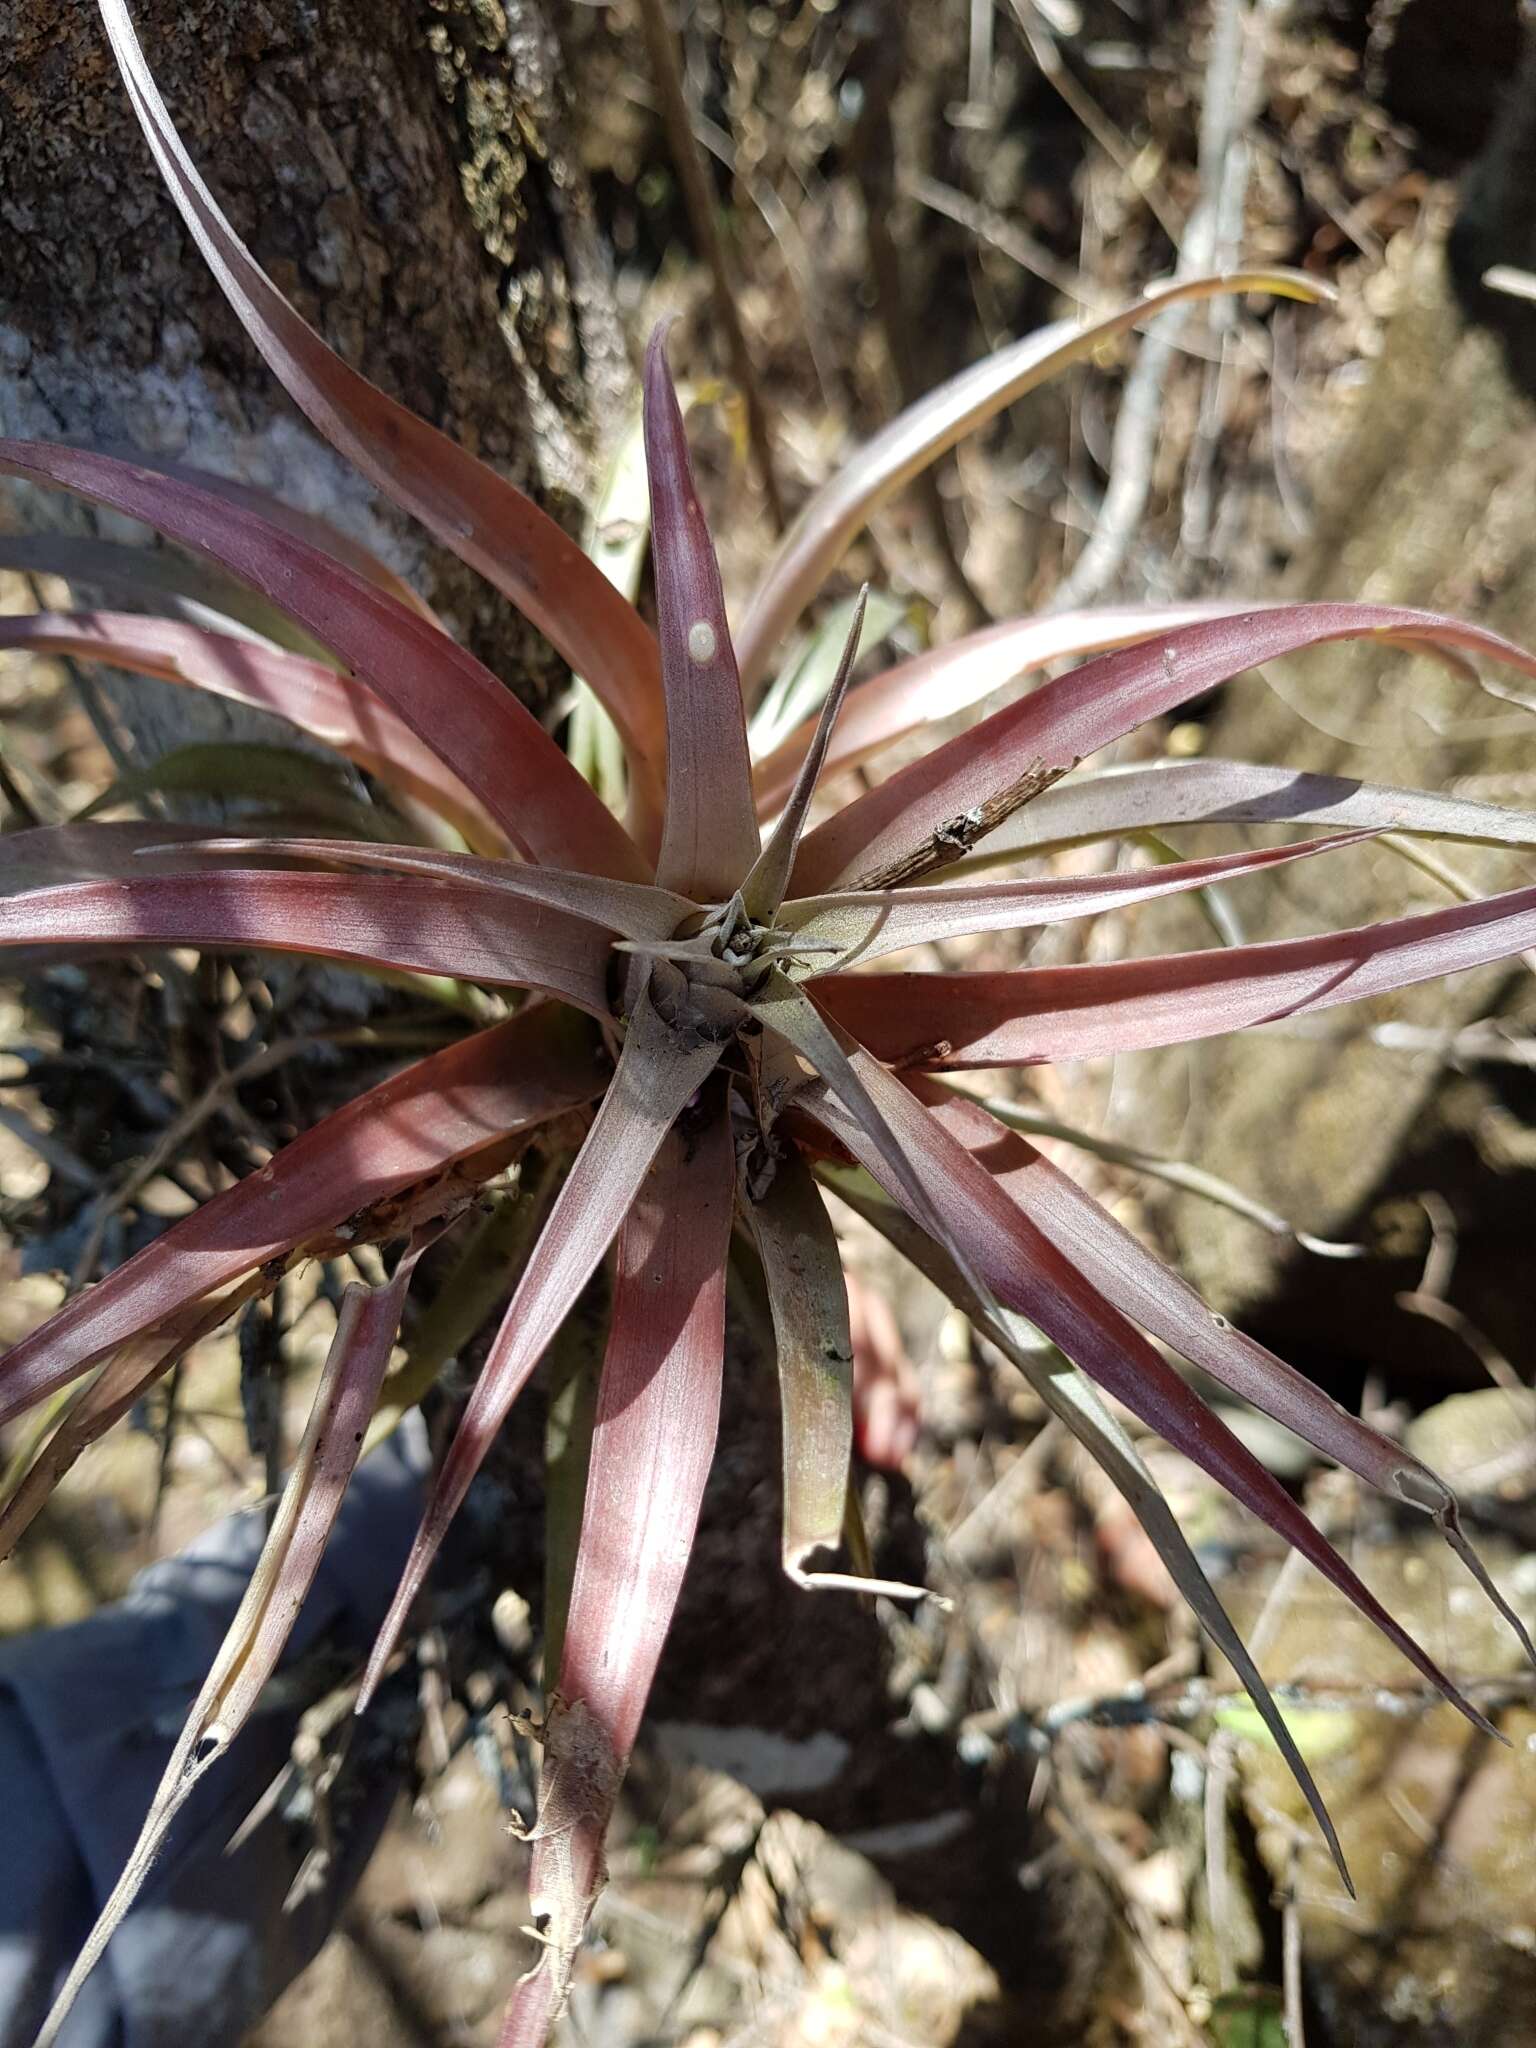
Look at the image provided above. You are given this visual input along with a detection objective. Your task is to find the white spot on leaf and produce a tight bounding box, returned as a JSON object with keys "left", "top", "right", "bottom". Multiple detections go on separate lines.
{"left": 687, "top": 619, "right": 717, "bottom": 664}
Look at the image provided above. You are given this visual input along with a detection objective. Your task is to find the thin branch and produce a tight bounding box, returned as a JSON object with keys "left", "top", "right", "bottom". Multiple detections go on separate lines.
{"left": 636, "top": 0, "right": 785, "bottom": 527}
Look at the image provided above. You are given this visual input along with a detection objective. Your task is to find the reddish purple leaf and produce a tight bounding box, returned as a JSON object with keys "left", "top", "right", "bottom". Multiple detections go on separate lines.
{"left": 751, "top": 601, "right": 1242, "bottom": 813}
{"left": 173, "top": 834, "right": 693, "bottom": 941}
{"left": 791, "top": 603, "right": 1536, "bottom": 892}
{"left": 782, "top": 830, "right": 1371, "bottom": 967}
{"left": 911, "top": 1079, "right": 1536, "bottom": 1665}
{"left": 99, "top": 0, "right": 667, "bottom": 814}
{"left": 357, "top": 986, "right": 725, "bottom": 1711}
{"left": 0, "top": 612, "right": 499, "bottom": 849}
{"left": 0, "top": 870, "right": 613, "bottom": 1011}
{"left": 805, "top": 1057, "right": 1498, "bottom": 1734}
{"left": 815, "top": 878, "right": 1536, "bottom": 1068}
{"left": 507, "top": 1104, "right": 734, "bottom": 2027}
{"left": 643, "top": 330, "right": 760, "bottom": 900}
{"left": 0, "top": 443, "right": 647, "bottom": 880}
{"left": 30, "top": 1233, "right": 436, "bottom": 2048}
{"left": 0, "top": 1006, "right": 602, "bottom": 1426}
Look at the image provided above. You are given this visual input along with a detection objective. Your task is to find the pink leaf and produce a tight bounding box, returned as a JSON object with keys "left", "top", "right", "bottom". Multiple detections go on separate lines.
{"left": 357, "top": 986, "right": 725, "bottom": 1711}
{"left": 751, "top": 601, "right": 1244, "bottom": 813}
{"left": 0, "top": 1006, "right": 602, "bottom": 1425}
{"left": 0, "top": 442, "right": 646, "bottom": 880}
{"left": 163, "top": 835, "right": 694, "bottom": 941}
{"left": 814, "top": 876, "right": 1536, "bottom": 1068}
{"left": 806, "top": 1058, "right": 1499, "bottom": 1735}
{"left": 509, "top": 1104, "right": 734, "bottom": 2027}
{"left": 643, "top": 329, "right": 761, "bottom": 899}
{"left": 30, "top": 1232, "right": 436, "bottom": 2048}
{"left": 98, "top": 0, "right": 667, "bottom": 813}
{"left": 791, "top": 603, "right": 1536, "bottom": 892}
{"left": 782, "top": 830, "right": 1370, "bottom": 967}
{"left": 0, "top": 869, "right": 613, "bottom": 1010}
{"left": 0, "top": 612, "right": 499, "bottom": 850}
{"left": 911, "top": 1081, "right": 1536, "bottom": 1663}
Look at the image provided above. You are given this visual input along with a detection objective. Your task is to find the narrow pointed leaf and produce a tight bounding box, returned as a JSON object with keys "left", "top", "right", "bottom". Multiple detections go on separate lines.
{"left": 644, "top": 330, "right": 761, "bottom": 898}
{"left": 32, "top": 1236, "right": 431, "bottom": 2048}
{"left": 0, "top": 532, "right": 329, "bottom": 654}
{"left": 77, "top": 740, "right": 410, "bottom": 844}
{"left": 0, "top": 612, "right": 499, "bottom": 848}
{"left": 162, "top": 835, "right": 694, "bottom": 941}
{"left": 751, "top": 602, "right": 1246, "bottom": 812}
{"left": 741, "top": 590, "right": 866, "bottom": 920}
{"left": 792, "top": 603, "right": 1536, "bottom": 892}
{"left": 943, "top": 757, "right": 1536, "bottom": 872}
{"left": 0, "top": 1007, "right": 602, "bottom": 1425}
{"left": 814, "top": 876, "right": 1536, "bottom": 1068}
{"left": 99, "top": 0, "right": 667, "bottom": 806}
{"left": 0, "top": 1282, "right": 264, "bottom": 1560}
{"left": 781, "top": 831, "right": 1369, "bottom": 968}
{"left": 0, "top": 820, "right": 266, "bottom": 889}
{"left": 750, "top": 968, "right": 993, "bottom": 1318}
{"left": 914, "top": 1081, "right": 1536, "bottom": 1667}
{"left": 357, "top": 986, "right": 725, "bottom": 1710}
{"left": 94, "top": 449, "right": 445, "bottom": 623}
{"left": 743, "top": 1149, "right": 856, "bottom": 1581}
{"left": 0, "top": 870, "right": 613, "bottom": 1011}
{"left": 734, "top": 271, "right": 1331, "bottom": 695}
{"left": 0, "top": 443, "right": 647, "bottom": 880}
{"left": 821, "top": 1161, "right": 1353, "bottom": 1890}
{"left": 802, "top": 1056, "right": 1500, "bottom": 1738}
{"left": 510, "top": 1105, "right": 735, "bottom": 2028}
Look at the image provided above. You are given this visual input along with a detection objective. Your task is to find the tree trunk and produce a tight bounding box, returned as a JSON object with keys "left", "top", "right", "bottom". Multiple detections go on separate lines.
{"left": 0, "top": 0, "right": 629, "bottom": 749}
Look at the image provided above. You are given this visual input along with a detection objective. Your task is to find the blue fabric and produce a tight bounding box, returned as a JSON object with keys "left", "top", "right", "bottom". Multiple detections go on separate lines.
{"left": 0, "top": 1420, "right": 428, "bottom": 2048}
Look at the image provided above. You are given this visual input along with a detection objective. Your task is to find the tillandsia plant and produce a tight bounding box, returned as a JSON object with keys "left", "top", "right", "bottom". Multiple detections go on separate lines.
{"left": 10, "top": 4, "right": 1536, "bottom": 2042}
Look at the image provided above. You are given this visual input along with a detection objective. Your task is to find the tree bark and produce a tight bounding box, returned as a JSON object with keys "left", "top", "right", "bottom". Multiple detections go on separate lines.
{"left": 0, "top": 0, "right": 629, "bottom": 747}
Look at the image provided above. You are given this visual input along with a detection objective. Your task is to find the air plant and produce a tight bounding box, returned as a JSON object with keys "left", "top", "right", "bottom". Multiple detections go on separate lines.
{"left": 8, "top": 5, "right": 1536, "bottom": 2043}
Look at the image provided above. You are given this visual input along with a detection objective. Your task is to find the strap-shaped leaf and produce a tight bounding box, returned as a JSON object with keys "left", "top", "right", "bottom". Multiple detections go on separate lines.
{"left": 744, "top": 1148, "right": 856, "bottom": 1581}
{"left": 818, "top": 1159, "right": 1354, "bottom": 1892}
{"left": 734, "top": 271, "right": 1330, "bottom": 695}
{"left": 165, "top": 835, "right": 694, "bottom": 942}
{"left": 644, "top": 330, "right": 761, "bottom": 899}
{"left": 0, "top": 1006, "right": 603, "bottom": 1426}
{"left": 751, "top": 601, "right": 1244, "bottom": 812}
{"left": 914, "top": 1080, "right": 1536, "bottom": 1667}
{"left": 942, "top": 757, "right": 1536, "bottom": 873}
{"left": 98, "top": 0, "right": 667, "bottom": 810}
{"left": 357, "top": 984, "right": 726, "bottom": 1709}
{"left": 0, "top": 870, "right": 613, "bottom": 1012}
{"left": 791, "top": 603, "right": 1536, "bottom": 892}
{"left": 813, "top": 876, "right": 1536, "bottom": 1069}
{"left": 803, "top": 1055, "right": 1500, "bottom": 1738}
{"left": 0, "top": 443, "right": 647, "bottom": 881}
{"left": 506, "top": 1102, "right": 735, "bottom": 2029}
{"left": 33, "top": 1233, "right": 436, "bottom": 2048}
{"left": 0, "top": 612, "right": 499, "bottom": 849}
{"left": 780, "top": 830, "right": 1368, "bottom": 968}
